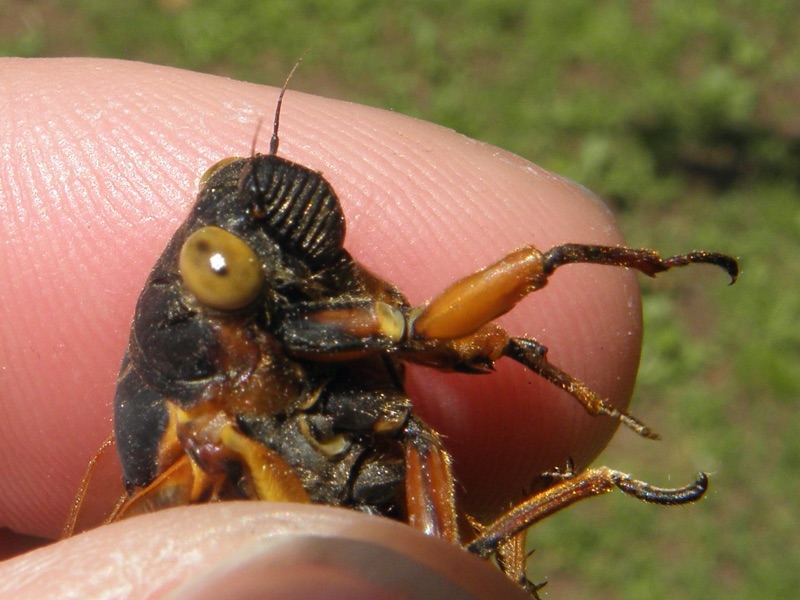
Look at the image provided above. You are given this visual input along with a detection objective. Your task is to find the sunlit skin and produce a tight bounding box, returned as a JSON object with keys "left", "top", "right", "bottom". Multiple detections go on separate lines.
{"left": 0, "top": 59, "right": 734, "bottom": 597}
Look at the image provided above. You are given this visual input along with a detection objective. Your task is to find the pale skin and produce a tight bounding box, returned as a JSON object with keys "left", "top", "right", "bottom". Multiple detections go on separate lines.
{"left": 0, "top": 58, "right": 643, "bottom": 597}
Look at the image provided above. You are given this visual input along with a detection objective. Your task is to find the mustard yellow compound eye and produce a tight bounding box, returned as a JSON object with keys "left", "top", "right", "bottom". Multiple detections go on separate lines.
{"left": 179, "top": 226, "right": 264, "bottom": 310}
{"left": 198, "top": 157, "right": 243, "bottom": 188}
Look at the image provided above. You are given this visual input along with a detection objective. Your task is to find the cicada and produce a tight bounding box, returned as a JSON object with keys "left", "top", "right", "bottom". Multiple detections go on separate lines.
{"left": 65, "top": 68, "right": 738, "bottom": 595}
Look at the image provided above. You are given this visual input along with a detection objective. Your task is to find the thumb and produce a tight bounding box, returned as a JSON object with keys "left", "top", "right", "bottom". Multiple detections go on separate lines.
{"left": 0, "top": 503, "right": 528, "bottom": 599}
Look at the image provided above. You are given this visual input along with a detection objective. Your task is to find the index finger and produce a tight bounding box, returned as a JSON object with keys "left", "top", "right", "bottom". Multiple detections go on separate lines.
{"left": 0, "top": 58, "right": 641, "bottom": 539}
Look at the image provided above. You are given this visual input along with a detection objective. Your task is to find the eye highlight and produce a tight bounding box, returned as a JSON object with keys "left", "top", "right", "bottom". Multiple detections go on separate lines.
{"left": 179, "top": 226, "right": 264, "bottom": 310}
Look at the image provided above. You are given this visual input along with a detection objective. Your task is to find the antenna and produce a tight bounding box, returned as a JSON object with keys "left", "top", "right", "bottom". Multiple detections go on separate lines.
{"left": 269, "top": 53, "right": 307, "bottom": 156}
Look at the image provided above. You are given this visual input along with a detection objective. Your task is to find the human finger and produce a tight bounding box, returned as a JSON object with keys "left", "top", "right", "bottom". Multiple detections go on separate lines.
{"left": 0, "top": 57, "right": 639, "bottom": 539}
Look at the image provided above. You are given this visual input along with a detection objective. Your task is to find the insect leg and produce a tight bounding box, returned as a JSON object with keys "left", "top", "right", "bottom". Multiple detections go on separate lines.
{"left": 218, "top": 424, "right": 310, "bottom": 503}
{"left": 403, "top": 321, "right": 658, "bottom": 437}
{"left": 109, "top": 454, "right": 219, "bottom": 521}
{"left": 504, "top": 337, "right": 659, "bottom": 439}
{"left": 110, "top": 417, "right": 309, "bottom": 522}
{"left": 278, "top": 299, "right": 405, "bottom": 359}
{"left": 467, "top": 467, "right": 708, "bottom": 560}
{"left": 171, "top": 402, "right": 310, "bottom": 503}
{"left": 411, "top": 244, "right": 737, "bottom": 342}
{"left": 495, "top": 531, "right": 545, "bottom": 597}
{"left": 404, "top": 417, "right": 460, "bottom": 543}
{"left": 542, "top": 244, "right": 738, "bottom": 282}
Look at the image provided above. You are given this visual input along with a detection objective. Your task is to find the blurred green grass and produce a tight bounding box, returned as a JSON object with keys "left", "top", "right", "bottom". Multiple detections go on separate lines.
{"left": 3, "top": 1, "right": 797, "bottom": 598}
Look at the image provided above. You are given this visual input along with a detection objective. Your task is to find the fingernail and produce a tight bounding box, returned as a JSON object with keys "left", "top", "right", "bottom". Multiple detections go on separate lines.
{"left": 165, "top": 534, "right": 480, "bottom": 600}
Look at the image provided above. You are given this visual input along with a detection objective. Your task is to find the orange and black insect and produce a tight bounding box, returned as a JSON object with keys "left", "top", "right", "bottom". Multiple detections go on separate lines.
{"left": 65, "top": 66, "right": 738, "bottom": 595}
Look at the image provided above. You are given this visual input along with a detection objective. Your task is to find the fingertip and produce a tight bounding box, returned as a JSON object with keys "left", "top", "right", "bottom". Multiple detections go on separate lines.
{"left": 167, "top": 536, "right": 512, "bottom": 600}
{"left": 0, "top": 58, "right": 641, "bottom": 536}
{"left": 0, "top": 504, "right": 527, "bottom": 600}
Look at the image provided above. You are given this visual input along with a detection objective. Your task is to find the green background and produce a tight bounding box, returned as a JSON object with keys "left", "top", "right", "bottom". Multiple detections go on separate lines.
{"left": 3, "top": 1, "right": 798, "bottom": 598}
